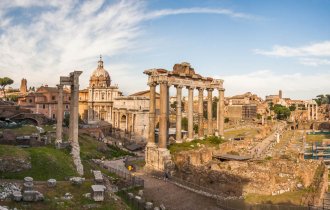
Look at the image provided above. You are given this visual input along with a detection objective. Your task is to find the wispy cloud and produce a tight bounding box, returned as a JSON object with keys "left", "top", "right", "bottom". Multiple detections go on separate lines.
{"left": 216, "top": 70, "right": 330, "bottom": 99}
{"left": 144, "top": 7, "right": 256, "bottom": 20}
{"left": 0, "top": 0, "right": 255, "bottom": 90}
{"left": 254, "top": 41, "right": 330, "bottom": 66}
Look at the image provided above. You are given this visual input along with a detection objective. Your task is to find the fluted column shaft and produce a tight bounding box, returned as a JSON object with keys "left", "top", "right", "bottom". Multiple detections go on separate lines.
{"left": 198, "top": 88, "right": 204, "bottom": 137}
{"left": 148, "top": 83, "right": 156, "bottom": 144}
{"left": 187, "top": 87, "right": 194, "bottom": 139}
{"left": 56, "top": 84, "right": 63, "bottom": 143}
{"left": 159, "top": 82, "right": 169, "bottom": 148}
{"left": 218, "top": 89, "right": 225, "bottom": 136}
{"left": 312, "top": 104, "right": 315, "bottom": 120}
{"left": 315, "top": 104, "right": 318, "bottom": 120}
{"left": 176, "top": 85, "right": 182, "bottom": 142}
{"left": 207, "top": 88, "right": 213, "bottom": 135}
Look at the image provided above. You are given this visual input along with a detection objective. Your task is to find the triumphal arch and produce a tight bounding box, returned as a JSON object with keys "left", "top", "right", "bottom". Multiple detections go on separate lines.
{"left": 144, "top": 62, "right": 225, "bottom": 171}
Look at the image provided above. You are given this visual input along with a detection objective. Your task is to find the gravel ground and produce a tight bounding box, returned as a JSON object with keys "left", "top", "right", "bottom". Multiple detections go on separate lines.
{"left": 140, "top": 174, "right": 221, "bottom": 210}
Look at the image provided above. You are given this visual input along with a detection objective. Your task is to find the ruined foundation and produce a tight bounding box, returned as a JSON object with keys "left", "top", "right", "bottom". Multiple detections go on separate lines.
{"left": 145, "top": 143, "right": 171, "bottom": 171}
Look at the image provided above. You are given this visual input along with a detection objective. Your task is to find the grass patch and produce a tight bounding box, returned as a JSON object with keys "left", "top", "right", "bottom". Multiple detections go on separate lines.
{"left": 168, "top": 135, "right": 225, "bottom": 154}
{"left": 306, "top": 133, "right": 330, "bottom": 143}
{"left": 0, "top": 144, "right": 29, "bottom": 159}
{"left": 0, "top": 146, "right": 77, "bottom": 180}
{"left": 79, "top": 134, "right": 134, "bottom": 160}
{"left": 224, "top": 128, "right": 258, "bottom": 139}
{"left": 0, "top": 125, "right": 38, "bottom": 135}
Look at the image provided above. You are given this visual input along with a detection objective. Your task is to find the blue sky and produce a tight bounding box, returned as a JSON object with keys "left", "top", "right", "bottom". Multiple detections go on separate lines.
{"left": 0, "top": 0, "right": 329, "bottom": 99}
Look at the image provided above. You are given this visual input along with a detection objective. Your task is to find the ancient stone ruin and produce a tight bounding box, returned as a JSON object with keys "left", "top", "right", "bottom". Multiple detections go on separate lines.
{"left": 56, "top": 71, "right": 84, "bottom": 175}
{"left": 144, "top": 62, "right": 225, "bottom": 171}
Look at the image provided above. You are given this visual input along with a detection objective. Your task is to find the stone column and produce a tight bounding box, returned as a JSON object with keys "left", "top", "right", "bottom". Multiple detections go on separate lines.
{"left": 68, "top": 85, "right": 74, "bottom": 142}
{"left": 148, "top": 83, "right": 156, "bottom": 145}
{"left": 187, "top": 86, "right": 194, "bottom": 139}
{"left": 218, "top": 88, "right": 225, "bottom": 136}
{"left": 311, "top": 104, "right": 315, "bottom": 120}
{"left": 307, "top": 104, "right": 311, "bottom": 121}
{"left": 316, "top": 104, "right": 318, "bottom": 120}
{"left": 56, "top": 84, "right": 63, "bottom": 145}
{"left": 197, "top": 88, "right": 204, "bottom": 137}
{"left": 207, "top": 88, "right": 213, "bottom": 135}
{"left": 159, "top": 81, "right": 169, "bottom": 148}
{"left": 175, "top": 85, "right": 183, "bottom": 142}
{"left": 70, "top": 71, "right": 84, "bottom": 176}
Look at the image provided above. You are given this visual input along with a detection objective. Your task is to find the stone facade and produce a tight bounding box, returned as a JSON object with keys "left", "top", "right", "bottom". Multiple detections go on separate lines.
{"left": 84, "top": 56, "right": 121, "bottom": 124}
{"left": 112, "top": 95, "right": 150, "bottom": 141}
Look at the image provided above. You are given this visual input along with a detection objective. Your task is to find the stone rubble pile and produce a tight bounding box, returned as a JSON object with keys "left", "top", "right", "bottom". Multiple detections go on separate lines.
{"left": 0, "top": 183, "right": 21, "bottom": 201}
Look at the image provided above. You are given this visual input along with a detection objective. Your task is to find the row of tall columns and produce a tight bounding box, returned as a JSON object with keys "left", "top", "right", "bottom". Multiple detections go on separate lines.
{"left": 148, "top": 82, "right": 225, "bottom": 147}
{"left": 307, "top": 104, "right": 318, "bottom": 121}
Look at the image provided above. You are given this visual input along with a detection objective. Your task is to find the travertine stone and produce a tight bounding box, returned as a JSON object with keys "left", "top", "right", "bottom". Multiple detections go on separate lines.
{"left": 207, "top": 88, "right": 213, "bottom": 135}
{"left": 56, "top": 84, "right": 63, "bottom": 146}
{"left": 218, "top": 88, "right": 225, "bottom": 136}
{"left": 159, "top": 82, "right": 168, "bottom": 148}
{"left": 187, "top": 86, "right": 194, "bottom": 139}
{"left": 148, "top": 83, "right": 156, "bottom": 144}
{"left": 175, "top": 85, "right": 182, "bottom": 142}
{"left": 197, "top": 88, "right": 204, "bottom": 137}
{"left": 47, "top": 179, "right": 57, "bottom": 187}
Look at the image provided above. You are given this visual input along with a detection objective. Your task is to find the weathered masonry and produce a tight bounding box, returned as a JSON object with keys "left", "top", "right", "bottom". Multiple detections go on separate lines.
{"left": 144, "top": 62, "right": 225, "bottom": 171}
{"left": 56, "top": 71, "right": 84, "bottom": 176}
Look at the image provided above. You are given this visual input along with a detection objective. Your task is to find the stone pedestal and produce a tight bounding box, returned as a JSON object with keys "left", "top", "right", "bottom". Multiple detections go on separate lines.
{"left": 145, "top": 144, "right": 171, "bottom": 171}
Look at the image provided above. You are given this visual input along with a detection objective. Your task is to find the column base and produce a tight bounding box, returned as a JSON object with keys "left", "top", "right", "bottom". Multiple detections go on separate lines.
{"left": 145, "top": 145, "right": 172, "bottom": 171}
{"left": 55, "top": 139, "right": 62, "bottom": 149}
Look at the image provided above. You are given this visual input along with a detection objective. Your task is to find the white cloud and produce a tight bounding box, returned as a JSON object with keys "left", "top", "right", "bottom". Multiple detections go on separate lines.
{"left": 0, "top": 0, "right": 255, "bottom": 92}
{"left": 215, "top": 70, "right": 330, "bottom": 99}
{"left": 254, "top": 41, "right": 330, "bottom": 57}
{"left": 254, "top": 41, "right": 330, "bottom": 66}
{"left": 299, "top": 58, "right": 330, "bottom": 66}
{"left": 144, "top": 7, "right": 256, "bottom": 20}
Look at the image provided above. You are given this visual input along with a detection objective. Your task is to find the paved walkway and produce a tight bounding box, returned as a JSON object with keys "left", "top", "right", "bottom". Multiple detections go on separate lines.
{"left": 250, "top": 121, "right": 287, "bottom": 157}
{"left": 139, "top": 174, "right": 221, "bottom": 210}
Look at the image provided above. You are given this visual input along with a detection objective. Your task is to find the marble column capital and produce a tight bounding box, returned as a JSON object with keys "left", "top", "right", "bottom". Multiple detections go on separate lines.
{"left": 217, "top": 88, "right": 225, "bottom": 92}
{"left": 206, "top": 88, "right": 214, "bottom": 92}
{"left": 186, "top": 86, "right": 195, "bottom": 90}
{"left": 148, "top": 82, "right": 157, "bottom": 87}
{"left": 174, "top": 84, "right": 183, "bottom": 89}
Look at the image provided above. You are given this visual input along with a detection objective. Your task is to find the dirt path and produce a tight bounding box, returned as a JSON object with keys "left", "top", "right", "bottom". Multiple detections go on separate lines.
{"left": 139, "top": 174, "right": 221, "bottom": 210}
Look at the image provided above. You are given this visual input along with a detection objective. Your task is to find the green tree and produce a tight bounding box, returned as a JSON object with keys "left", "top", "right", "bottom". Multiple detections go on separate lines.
{"left": 0, "top": 77, "right": 14, "bottom": 98}
{"left": 273, "top": 104, "right": 291, "bottom": 120}
{"left": 289, "top": 105, "right": 296, "bottom": 111}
